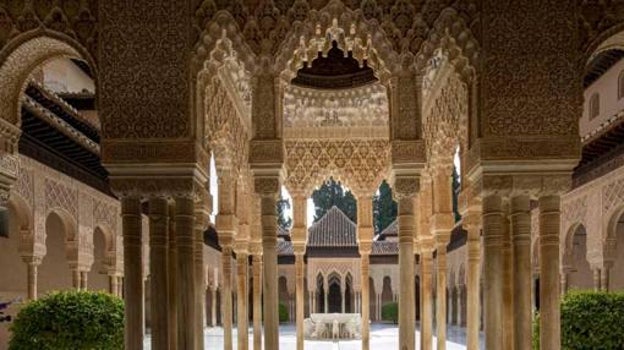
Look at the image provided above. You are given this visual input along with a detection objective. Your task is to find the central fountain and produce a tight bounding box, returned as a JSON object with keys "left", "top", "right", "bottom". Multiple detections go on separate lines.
{"left": 303, "top": 313, "right": 362, "bottom": 340}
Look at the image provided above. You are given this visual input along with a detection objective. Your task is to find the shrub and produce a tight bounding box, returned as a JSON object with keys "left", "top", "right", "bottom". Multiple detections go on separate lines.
{"left": 279, "top": 303, "right": 289, "bottom": 323}
{"left": 532, "top": 290, "right": 624, "bottom": 350}
{"left": 9, "top": 290, "right": 124, "bottom": 350}
{"left": 381, "top": 302, "right": 398, "bottom": 324}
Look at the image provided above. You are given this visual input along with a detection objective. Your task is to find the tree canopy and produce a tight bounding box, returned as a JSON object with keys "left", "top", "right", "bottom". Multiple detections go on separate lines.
{"left": 276, "top": 194, "right": 292, "bottom": 230}
{"left": 311, "top": 178, "right": 357, "bottom": 223}
{"left": 373, "top": 180, "right": 397, "bottom": 234}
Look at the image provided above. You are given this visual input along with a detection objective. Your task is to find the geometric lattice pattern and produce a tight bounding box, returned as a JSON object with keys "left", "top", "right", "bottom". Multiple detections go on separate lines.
{"left": 285, "top": 139, "right": 390, "bottom": 195}
{"left": 45, "top": 179, "right": 78, "bottom": 219}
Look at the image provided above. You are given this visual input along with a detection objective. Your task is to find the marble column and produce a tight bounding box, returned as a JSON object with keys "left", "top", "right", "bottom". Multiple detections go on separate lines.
{"left": 121, "top": 196, "right": 144, "bottom": 350}
{"left": 168, "top": 202, "right": 178, "bottom": 349}
{"left": 420, "top": 246, "right": 434, "bottom": 350}
{"left": 357, "top": 193, "right": 374, "bottom": 350}
{"left": 175, "top": 195, "right": 197, "bottom": 350}
{"left": 483, "top": 194, "right": 504, "bottom": 350}
{"left": 195, "top": 208, "right": 209, "bottom": 350}
{"left": 251, "top": 252, "right": 263, "bottom": 350}
{"left": 341, "top": 281, "right": 346, "bottom": 313}
{"left": 256, "top": 178, "right": 280, "bottom": 350}
{"left": 291, "top": 195, "right": 308, "bottom": 350}
{"left": 593, "top": 268, "right": 601, "bottom": 291}
{"left": 294, "top": 246, "right": 306, "bottom": 350}
{"left": 24, "top": 257, "right": 40, "bottom": 300}
{"left": 511, "top": 195, "right": 531, "bottom": 350}
{"left": 324, "top": 276, "right": 329, "bottom": 313}
{"left": 236, "top": 251, "right": 249, "bottom": 350}
{"left": 396, "top": 183, "right": 417, "bottom": 350}
{"left": 502, "top": 214, "right": 513, "bottom": 350}
{"left": 117, "top": 276, "right": 124, "bottom": 298}
{"left": 436, "top": 244, "right": 449, "bottom": 350}
{"left": 148, "top": 197, "right": 170, "bottom": 350}
{"left": 360, "top": 251, "right": 371, "bottom": 349}
{"left": 600, "top": 265, "right": 610, "bottom": 291}
{"left": 221, "top": 245, "right": 234, "bottom": 350}
{"left": 539, "top": 195, "right": 561, "bottom": 350}
{"left": 211, "top": 286, "right": 218, "bottom": 327}
{"left": 560, "top": 269, "right": 570, "bottom": 296}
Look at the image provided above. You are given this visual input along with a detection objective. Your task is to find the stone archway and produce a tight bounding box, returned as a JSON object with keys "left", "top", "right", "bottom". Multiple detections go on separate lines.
{"left": 89, "top": 226, "right": 111, "bottom": 292}
{"left": 39, "top": 210, "right": 75, "bottom": 293}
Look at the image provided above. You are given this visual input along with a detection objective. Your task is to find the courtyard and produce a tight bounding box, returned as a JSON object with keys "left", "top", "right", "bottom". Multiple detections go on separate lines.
{"left": 144, "top": 325, "right": 483, "bottom": 350}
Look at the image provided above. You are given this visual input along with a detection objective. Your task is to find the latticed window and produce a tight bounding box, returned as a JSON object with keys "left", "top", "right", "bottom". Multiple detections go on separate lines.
{"left": 618, "top": 71, "right": 624, "bottom": 99}
{"left": 589, "top": 93, "right": 600, "bottom": 120}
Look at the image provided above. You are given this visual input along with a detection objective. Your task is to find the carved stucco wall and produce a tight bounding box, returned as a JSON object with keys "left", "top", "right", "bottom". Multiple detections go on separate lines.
{"left": 13, "top": 155, "right": 122, "bottom": 273}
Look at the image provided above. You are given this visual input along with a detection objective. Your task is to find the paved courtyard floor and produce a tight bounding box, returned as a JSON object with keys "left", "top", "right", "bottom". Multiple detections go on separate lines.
{"left": 145, "top": 323, "right": 485, "bottom": 349}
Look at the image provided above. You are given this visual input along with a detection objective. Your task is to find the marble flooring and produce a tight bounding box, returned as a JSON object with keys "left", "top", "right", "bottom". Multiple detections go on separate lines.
{"left": 144, "top": 323, "right": 485, "bottom": 349}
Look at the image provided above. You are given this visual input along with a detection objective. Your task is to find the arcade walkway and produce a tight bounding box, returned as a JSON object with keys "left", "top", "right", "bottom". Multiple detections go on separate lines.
{"left": 144, "top": 324, "right": 485, "bottom": 350}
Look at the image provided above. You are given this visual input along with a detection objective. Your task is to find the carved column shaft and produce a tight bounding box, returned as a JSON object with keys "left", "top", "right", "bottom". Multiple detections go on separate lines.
{"left": 465, "top": 220, "right": 480, "bottom": 350}
{"left": 261, "top": 193, "right": 279, "bottom": 350}
{"left": 168, "top": 202, "right": 178, "bottom": 349}
{"left": 236, "top": 252, "right": 249, "bottom": 350}
{"left": 357, "top": 194, "right": 374, "bottom": 350}
{"left": 295, "top": 249, "right": 305, "bottom": 350}
{"left": 421, "top": 247, "right": 434, "bottom": 350}
{"left": 539, "top": 195, "right": 561, "bottom": 350}
{"left": 221, "top": 245, "right": 234, "bottom": 350}
{"left": 175, "top": 195, "right": 197, "bottom": 350}
{"left": 149, "top": 196, "right": 170, "bottom": 350}
{"left": 24, "top": 258, "right": 41, "bottom": 300}
{"left": 252, "top": 253, "right": 263, "bottom": 350}
{"left": 483, "top": 195, "right": 504, "bottom": 350}
{"left": 511, "top": 195, "right": 531, "bottom": 350}
{"left": 121, "top": 196, "right": 144, "bottom": 350}
{"left": 396, "top": 188, "right": 416, "bottom": 350}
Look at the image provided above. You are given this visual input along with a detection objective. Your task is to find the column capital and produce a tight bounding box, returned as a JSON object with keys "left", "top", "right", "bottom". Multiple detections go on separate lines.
{"left": 392, "top": 175, "right": 420, "bottom": 199}
{"left": 253, "top": 176, "right": 281, "bottom": 198}
{"left": 110, "top": 173, "right": 207, "bottom": 201}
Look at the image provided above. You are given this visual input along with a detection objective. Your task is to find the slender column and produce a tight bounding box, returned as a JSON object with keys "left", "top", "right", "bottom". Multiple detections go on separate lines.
{"left": 360, "top": 252, "right": 371, "bottom": 349}
{"left": 560, "top": 269, "right": 570, "bottom": 296}
{"left": 539, "top": 195, "right": 561, "bottom": 350}
{"left": 502, "top": 214, "right": 513, "bottom": 350}
{"left": 593, "top": 268, "right": 601, "bottom": 291}
{"left": 436, "top": 245, "right": 449, "bottom": 350}
{"left": 168, "top": 202, "right": 178, "bottom": 349}
{"left": 236, "top": 252, "right": 249, "bottom": 350}
{"left": 600, "top": 265, "right": 610, "bottom": 291}
{"left": 341, "top": 280, "right": 345, "bottom": 313}
{"left": 511, "top": 195, "right": 531, "bottom": 350}
{"left": 420, "top": 246, "right": 434, "bottom": 350}
{"left": 175, "top": 195, "right": 197, "bottom": 350}
{"left": 211, "top": 286, "right": 218, "bottom": 327}
{"left": 121, "top": 196, "right": 144, "bottom": 350}
{"left": 483, "top": 194, "right": 504, "bottom": 350}
{"left": 396, "top": 182, "right": 417, "bottom": 350}
{"left": 251, "top": 252, "right": 263, "bottom": 350}
{"left": 109, "top": 275, "right": 119, "bottom": 296}
{"left": 294, "top": 247, "right": 305, "bottom": 350}
{"left": 25, "top": 258, "right": 41, "bottom": 300}
{"left": 80, "top": 271, "right": 88, "bottom": 290}
{"left": 221, "top": 245, "right": 234, "bottom": 350}
{"left": 148, "top": 197, "right": 170, "bottom": 350}
{"left": 324, "top": 276, "right": 329, "bottom": 313}
{"left": 291, "top": 194, "right": 308, "bottom": 350}
{"left": 357, "top": 193, "right": 374, "bottom": 350}
{"left": 195, "top": 209, "right": 209, "bottom": 350}
{"left": 255, "top": 177, "right": 280, "bottom": 350}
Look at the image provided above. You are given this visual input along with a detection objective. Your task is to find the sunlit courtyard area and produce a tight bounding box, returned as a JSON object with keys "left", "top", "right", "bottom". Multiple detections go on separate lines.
{"left": 3, "top": 1, "right": 624, "bottom": 350}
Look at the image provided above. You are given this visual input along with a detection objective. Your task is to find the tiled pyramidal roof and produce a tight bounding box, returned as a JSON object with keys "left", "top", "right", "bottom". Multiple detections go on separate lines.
{"left": 307, "top": 206, "right": 358, "bottom": 247}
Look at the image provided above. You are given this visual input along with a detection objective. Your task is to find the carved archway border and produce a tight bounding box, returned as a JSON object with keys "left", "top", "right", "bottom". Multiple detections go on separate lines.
{"left": 0, "top": 30, "right": 95, "bottom": 152}
{"left": 273, "top": 0, "right": 402, "bottom": 82}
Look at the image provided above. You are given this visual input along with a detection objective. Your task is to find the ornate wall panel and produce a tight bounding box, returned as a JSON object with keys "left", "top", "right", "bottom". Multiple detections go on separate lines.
{"left": 480, "top": 1, "right": 580, "bottom": 140}
{"left": 99, "top": 1, "right": 193, "bottom": 141}
{"left": 284, "top": 139, "right": 390, "bottom": 195}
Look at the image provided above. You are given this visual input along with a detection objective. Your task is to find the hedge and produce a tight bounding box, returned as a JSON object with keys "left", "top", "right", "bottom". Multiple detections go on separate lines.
{"left": 279, "top": 303, "right": 289, "bottom": 323}
{"left": 381, "top": 302, "right": 398, "bottom": 324}
{"left": 533, "top": 290, "right": 624, "bottom": 350}
{"left": 9, "top": 290, "right": 124, "bottom": 350}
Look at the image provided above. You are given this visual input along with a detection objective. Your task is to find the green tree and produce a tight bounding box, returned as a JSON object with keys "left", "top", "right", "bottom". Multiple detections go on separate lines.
{"left": 373, "top": 180, "right": 397, "bottom": 234}
{"left": 276, "top": 195, "right": 292, "bottom": 230}
{"left": 452, "top": 166, "right": 461, "bottom": 222}
{"left": 311, "top": 178, "right": 357, "bottom": 223}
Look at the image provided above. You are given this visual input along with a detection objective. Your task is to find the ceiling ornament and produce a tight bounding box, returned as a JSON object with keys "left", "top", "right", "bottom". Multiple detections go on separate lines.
{"left": 283, "top": 83, "right": 389, "bottom": 139}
